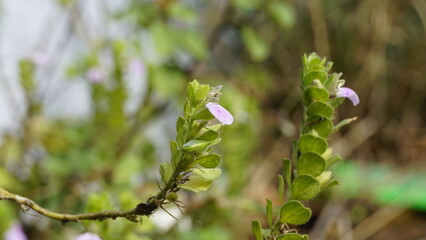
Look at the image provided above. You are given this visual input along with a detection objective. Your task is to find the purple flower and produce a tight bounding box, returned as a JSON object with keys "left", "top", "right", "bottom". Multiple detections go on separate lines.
{"left": 128, "top": 59, "right": 145, "bottom": 75}
{"left": 206, "top": 102, "right": 234, "bottom": 125}
{"left": 30, "top": 50, "right": 49, "bottom": 66}
{"left": 75, "top": 232, "right": 102, "bottom": 240}
{"left": 4, "top": 223, "right": 27, "bottom": 240}
{"left": 336, "top": 87, "right": 359, "bottom": 106}
{"left": 87, "top": 67, "right": 104, "bottom": 84}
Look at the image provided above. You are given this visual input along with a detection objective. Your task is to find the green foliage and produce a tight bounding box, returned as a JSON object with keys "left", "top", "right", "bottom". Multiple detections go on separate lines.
{"left": 251, "top": 220, "right": 263, "bottom": 240}
{"left": 291, "top": 175, "right": 321, "bottom": 200}
{"left": 298, "top": 134, "right": 328, "bottom": 154}
{"left": 242, "top": 26, "right": 270, "bottom": 62}
{"left": 277, "top": 233, "right": 309, "bottom": 240}
{"left": 279, "top": 200, "right": 311, "bottom": 225}
{"left": 253, "top": 53, "right": 358, "bottom": 239}
{"left": 297, "top": 152, "right": 326, "bottom": 177}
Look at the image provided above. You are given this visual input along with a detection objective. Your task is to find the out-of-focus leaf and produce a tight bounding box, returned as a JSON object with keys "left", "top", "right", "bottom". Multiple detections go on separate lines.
{"left": 267, "top": 1, "right": 296, "bottom": 30}
{"left": 242, "top": 26, "right": 270, "bottom": 62}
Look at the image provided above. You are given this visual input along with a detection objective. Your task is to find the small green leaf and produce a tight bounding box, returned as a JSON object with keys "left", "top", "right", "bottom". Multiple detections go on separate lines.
{"left": 197, "top": 130, "right": 219, "bottom": 141}
{"left": 277, "top": 233, "right": 309, "bottom": 240}
{"left": 299, "top": 134, "right": 328, "bottom": 154}
{"left": 192, "top": 168, "right": 222, "bottom": 181}
{"left": 267, "top": 1, "right": 296, "bottom": 30}
{"left": 278, "top": 175, "right": 285, "bottom": 203}
{"left": 303, "top": 86, "right": 329, "bottom": 104}
{"left": 170, "top": 140, "right": 178, "bottom": 156}
{"left": 242, "top": 26, "right": 270, "bottom": 62}
{"left": 179, "top": 175, "right": 212, "bottom": 193}
{"left": 184, "top": 99, "right": 191, "bottom": 117}
{"left": 194, "top": 84, "right": 210, "bottom": 103}
{"left": 291, "top": 175, "right": 321, "bottom": 200}
{"left": 266, "top": 199, "right": 273, "bottom": 226}
{"left": 279, "top": 200, "right": 312, "bottom": 225}
{"left": 283, "top": 158, "right": 292, "bottom": 189}
{"left": 322, "top": 179, "right": 339, "bottom": 191}
{"left": 194, "top": 107, "right": 215, "bottom": 120}
{"left": 326, "top": 154, "right": 343, "bottom": 169}
{"left": 195, "top": 153, "right": 221, "bottom": 168}
{"left": 304, "top": 118, "right": 333, "bottom": 138}
{"left": 159, "top": 162, "right": 174, "bottom": 184}
{"left": 178, "top": 31, "right": 208, "bottom": 60}
{"left": 252, "top": 220, "right": 263, "bottom": 240}
{"left": 183, "top": 139, "right": 211, "bottom": 153}
{"left": 187, "top": 81, "right": 197, "bottom": 104}
{"left": 297, "top": 152, "right": 326, "bottom": 177}
{"left": 307, "top": 102, "right": 334, "bottom": 119}
{"left": 333, "top": 117, "right": 357, "bottom": 133}
{"left": 303, "top": 70, "right": 327, "bottom": 86}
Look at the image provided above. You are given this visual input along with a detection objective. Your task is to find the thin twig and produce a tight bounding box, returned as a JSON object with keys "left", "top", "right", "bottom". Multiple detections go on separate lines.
{"left": 0, "top": 187, "right": 153, "bottom": 224}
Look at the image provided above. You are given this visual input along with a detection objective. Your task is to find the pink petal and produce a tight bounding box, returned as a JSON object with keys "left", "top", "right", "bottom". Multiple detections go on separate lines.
{"left": 75, "top": 233, "right": 102, "bottom": 240}
{"left": 87, "top": 67, "right": 104, "bottom": 84}
{"left": 5, "top": 224, "right": 27, "bottom": 240}
{"left": 336, "top": 87, "right": 359, "bottom": 106}
{"left": 205, "top": 102, "right": 234, "bottom": 125}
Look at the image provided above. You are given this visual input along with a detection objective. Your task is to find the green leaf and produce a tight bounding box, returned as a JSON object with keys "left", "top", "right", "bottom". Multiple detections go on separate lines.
{"left": 187, "top": 81, "right": 197, "bottom": 105}
{"left": 291, "top": 175, "right": 321, "bottom": 200}
{"left": 333, "top": 117, "right": 357, "bottom": 133}
{"left": 252, "top": 220, "right": 263, "bottom": 240}
{"left": 299, "top": 134, "right": 328, "bottom": 154}
{"left": 266, "top": 199, "right": 273, "bottom": 226}
{"left": 194, "top": 108, "right": 215, "bottom": 120}
{"left": 307, "top": 102, "right": 334, "bottom": 119}
{"left": 326, "top": 154, "right": 343, "bottom": 169}
{"left": 179, "top": 175, "right": 212, "bottom": 193}
{"left": 297, "top": 152, "right": 326, "bottom": 177}
{"left": 178, "top": 31, "right": 208, "bottom": 60}
{"left": 304, "top": 118, "right": 333, "bottom": 138}
{"left": 242, "top": 26, "right": 270, "bottom": 62}
{"left": 159, "top": 162, "right": 174, "bottom": 184}
{"left": 151, "top": 21, "right": 176, "bottom": 56}
{"left": 176, "top": 116, "right": 186, "bottom": 139}
{"left": 170, "top": 140, "right": 178, "bottom": 156}
{"left": 279, "top": 200, "right": 312, "bottom": 225}
{"left": 303, "top": 70, "right": 327, "bottom": 86}
{"left": 322, "top": 179, "right": 340, "bottom": 191}
{"left": 183, "top": 139, "right": 211, "bottom": 153}
{"left": 192, "top": 168, "right": 222, "bottom": 180}
{"left": 197, "top": 130, "right": 219, "bottom": 141}
{"left": 194, "top": 84, "right": 210, "bottom": 103}
{"left": 267, "top": 1, "right": 296, "bottom": 30}
{"left": 278, "top": 175, "right": 285, "bottom": 203}
{"left": 283, "top": 158, "right": 292, "bottom": 189}
{"left": 195, "top": 153, "right": 221, "bottom": 168}
{"left": 277, "top": 233, "right": 309, "bottom": 240}
{"left": 303, "top": 86, "right": 329, "bottom": 104}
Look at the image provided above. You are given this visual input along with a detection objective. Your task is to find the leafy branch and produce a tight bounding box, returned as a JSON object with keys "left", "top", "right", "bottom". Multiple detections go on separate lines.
{"left": 252, "top": 53, "right": 359, "bottom": 240}
{"left": 0, "top": 80, "right": 233, "bottom": 225}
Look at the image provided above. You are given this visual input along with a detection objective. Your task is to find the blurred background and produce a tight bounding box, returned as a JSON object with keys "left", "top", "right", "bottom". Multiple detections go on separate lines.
{"left": 0, "top": 0, "right": 426, "bottom": 239}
